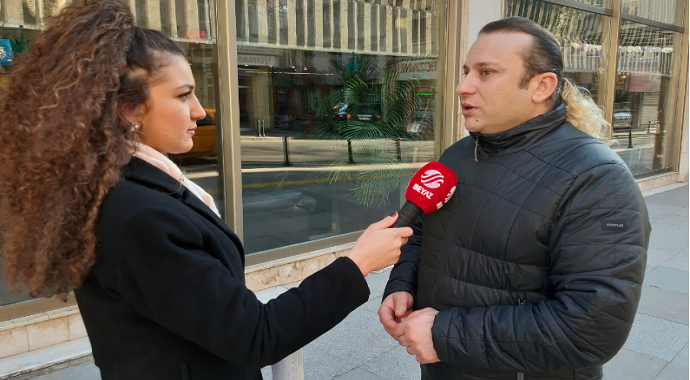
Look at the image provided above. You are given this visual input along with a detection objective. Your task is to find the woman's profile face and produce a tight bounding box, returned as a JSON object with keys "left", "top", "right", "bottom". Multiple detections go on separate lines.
{"left": 137, "top": 54, "right": 206, "bottom": 155}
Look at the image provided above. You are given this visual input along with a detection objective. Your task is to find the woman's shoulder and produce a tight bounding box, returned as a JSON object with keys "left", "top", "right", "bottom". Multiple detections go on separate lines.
{"left": 101, "top": 158, "right": 187, "bottom": 217}
{"left": 94, "top": 179, "right": 206, "bottom": 274}
{"left": 100, "top": 177, "right": 183, "bottom": 221}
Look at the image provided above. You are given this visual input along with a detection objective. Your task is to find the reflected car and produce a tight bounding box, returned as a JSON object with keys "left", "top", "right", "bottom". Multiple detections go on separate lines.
{"left": 613, "top": 110, "right": 633, "bottom": 131}
{"left": 403, "top": 119, "right": 434, "bottom": 140}
{"left": 404, "top": 120, "right": 433, "bottom": 133}
{"left": 333, "top": 103, "right": 381, "bottom": 122}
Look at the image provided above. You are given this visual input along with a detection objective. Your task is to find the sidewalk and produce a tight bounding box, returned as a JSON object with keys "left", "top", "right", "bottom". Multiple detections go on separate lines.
{"left": 9, "top": 184, "right": 688, "bottom": 380}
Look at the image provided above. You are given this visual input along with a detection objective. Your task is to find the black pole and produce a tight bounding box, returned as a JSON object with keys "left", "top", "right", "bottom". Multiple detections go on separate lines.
{"left": 628, "top": 127, "right": 633, "bottom": 149}
{"left": 347, "top": 138, "right": 355, "bottom": 164}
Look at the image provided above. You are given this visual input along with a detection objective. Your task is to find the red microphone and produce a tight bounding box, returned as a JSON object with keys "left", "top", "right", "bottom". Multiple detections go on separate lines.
{"left": 392, "top": 161, "right": 458, "bottom": 227}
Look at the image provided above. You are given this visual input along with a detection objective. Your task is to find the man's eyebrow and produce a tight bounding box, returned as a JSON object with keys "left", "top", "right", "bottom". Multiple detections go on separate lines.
{"left": 463, "top": 61, "right": 501, "bottom": 71}
{"left": 473, "top": 61, "right": 500, "bottom": 68}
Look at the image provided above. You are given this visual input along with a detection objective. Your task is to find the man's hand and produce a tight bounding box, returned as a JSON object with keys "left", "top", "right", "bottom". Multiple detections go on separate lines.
{"left": 378, "top": 292, "right": 414, "bottom": 340}
{"left": 394, "top": 308, "right": 441, "bottom": 364}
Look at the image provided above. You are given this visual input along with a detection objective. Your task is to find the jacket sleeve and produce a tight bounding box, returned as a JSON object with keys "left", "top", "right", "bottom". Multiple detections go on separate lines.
{"left": 99, "top": 205, "right": 370, "bottom": 369}
{"left": 383, "top": 215, "right": 423, "bottom": 300}
{"left": 431, "top": 163, "right": 651, "bottom": 372}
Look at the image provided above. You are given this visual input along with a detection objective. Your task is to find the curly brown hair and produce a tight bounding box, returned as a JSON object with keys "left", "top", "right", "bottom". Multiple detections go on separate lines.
{"left": 0, "top": 0, "right": 184, "bottom": 299}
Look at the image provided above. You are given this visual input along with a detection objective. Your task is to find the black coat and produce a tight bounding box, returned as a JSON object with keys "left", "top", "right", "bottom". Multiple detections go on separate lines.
{"left": 75, "top": 157, "right": 370, "bottom": 380}
{"left": 384, "top": 104, "right": 651, "bottom": 380}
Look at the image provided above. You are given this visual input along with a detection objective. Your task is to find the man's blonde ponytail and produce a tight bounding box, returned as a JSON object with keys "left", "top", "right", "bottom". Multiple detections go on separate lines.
{"left": 561, "top": 78, "right": 612, "bottom": 145}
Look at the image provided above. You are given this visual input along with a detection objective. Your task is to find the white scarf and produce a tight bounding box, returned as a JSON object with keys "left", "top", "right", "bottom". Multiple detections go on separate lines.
{"left": 129, "top": 142, "right": 220, "bottom": 217}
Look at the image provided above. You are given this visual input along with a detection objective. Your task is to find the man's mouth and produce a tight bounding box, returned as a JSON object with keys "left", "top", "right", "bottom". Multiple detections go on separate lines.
{"left": 461, "top": 104, "right": 477, "bottom": 116}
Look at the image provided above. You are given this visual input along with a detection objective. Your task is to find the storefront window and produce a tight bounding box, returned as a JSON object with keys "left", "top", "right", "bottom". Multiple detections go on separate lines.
{"left": 613, "top": 21, "right": 682, "bottom": 177}
{"left": 505, "top": 0, "right": 611, "bottom": 105}
{"left": 0, "top": 261, "right": 31, "bottom": 308}
{"left": 236, "top": 0, "right": 445, "bottom": 254}
{"left": 0, "top": 0, "right": 222, "bottom": 307}
{"left": 622, "top": 0, "right": 682, "bottom": 26}
{"left": 505, "top": 0, "right": 685, "bottom": 178}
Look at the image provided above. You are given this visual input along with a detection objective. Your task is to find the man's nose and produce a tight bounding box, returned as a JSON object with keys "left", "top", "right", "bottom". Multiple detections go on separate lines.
{"left": 456, "top": 76, "right": 475, "bottom": 97}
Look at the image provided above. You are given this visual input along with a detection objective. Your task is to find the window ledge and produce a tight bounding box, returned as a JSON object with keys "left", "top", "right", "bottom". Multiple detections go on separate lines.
{"left": 245, "top": 242, "right": 356, "bottom": 292}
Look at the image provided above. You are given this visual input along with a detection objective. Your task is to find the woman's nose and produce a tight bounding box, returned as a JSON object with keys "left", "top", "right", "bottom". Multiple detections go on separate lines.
{"left": 191, "top": 96, "right": 206, "bottom": 120}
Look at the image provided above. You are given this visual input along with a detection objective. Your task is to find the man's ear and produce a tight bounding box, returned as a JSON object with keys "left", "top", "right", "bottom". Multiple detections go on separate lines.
{"left": 530, "top": 72, "right": 559, "bottom": 104}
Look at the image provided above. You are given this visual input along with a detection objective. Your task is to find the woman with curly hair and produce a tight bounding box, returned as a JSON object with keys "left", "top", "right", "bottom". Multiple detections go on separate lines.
{"left": 0, "top": 1, "right": 412, "bottom": 378}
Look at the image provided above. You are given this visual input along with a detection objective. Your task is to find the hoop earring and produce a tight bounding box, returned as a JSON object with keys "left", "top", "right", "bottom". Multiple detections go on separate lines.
{"left": 131, "top": 124, "right": 139, "bottom": 132}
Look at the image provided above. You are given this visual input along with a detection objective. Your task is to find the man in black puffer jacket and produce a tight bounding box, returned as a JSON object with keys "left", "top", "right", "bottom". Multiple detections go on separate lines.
{"left": 379, "top": 17, "right": 651, "bottom": 380}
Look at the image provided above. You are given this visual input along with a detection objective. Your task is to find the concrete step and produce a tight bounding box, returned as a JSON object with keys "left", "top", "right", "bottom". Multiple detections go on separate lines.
{"left": 0, "top": 338, "right": 91, "bottom": 380}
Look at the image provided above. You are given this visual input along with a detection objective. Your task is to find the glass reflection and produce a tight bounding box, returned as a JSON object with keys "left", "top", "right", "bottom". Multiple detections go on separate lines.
{"left": 505, "top": 0, "right": 610, "bottom": 104}
{"left": 613, "top": 21, "right": 680, "bottom": 176}
{"left": 562, "top": 0, "right": 610, "bottom": 7}
{"left": 622, "top": 0, "right": 681, "bottom": 26}
{"left": 237, "top": 0, "right": 443, "bottom": 254}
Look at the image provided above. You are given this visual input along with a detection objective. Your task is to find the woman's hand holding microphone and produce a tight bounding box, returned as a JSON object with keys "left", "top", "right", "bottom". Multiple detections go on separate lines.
{"left": 347, "top": 213, "right": 413, "bottom": 277}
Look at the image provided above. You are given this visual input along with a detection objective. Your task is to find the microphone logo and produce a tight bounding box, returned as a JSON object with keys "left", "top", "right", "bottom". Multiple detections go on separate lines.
{"left": 421, "top": 170, "right": 444, "bottom": 189}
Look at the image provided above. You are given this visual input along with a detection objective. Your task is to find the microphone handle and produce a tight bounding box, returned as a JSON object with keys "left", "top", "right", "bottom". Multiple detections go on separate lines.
{"left": 392, "top": 201, "right": 423, "bottom": 228}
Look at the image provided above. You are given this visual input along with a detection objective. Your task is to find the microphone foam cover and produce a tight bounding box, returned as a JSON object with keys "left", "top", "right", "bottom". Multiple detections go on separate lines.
{"left": 405, "top": 161, "right": 458, "bottom": 214}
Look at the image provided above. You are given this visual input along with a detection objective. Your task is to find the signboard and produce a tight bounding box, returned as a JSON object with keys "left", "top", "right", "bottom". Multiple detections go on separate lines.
{"left": 183, "top": 30, "right": 207, "bottom": 43}
{"left": 397, "top": 59, "right": 437, "bottom": 80}
{"left": 626, "top": 73, "right": 662, "bottom": 92}
{"left": 237, "top": 54, "right": 278, "bottom": 67}
{"left": 0, "top": 40, "right": 12, "bottom": 66}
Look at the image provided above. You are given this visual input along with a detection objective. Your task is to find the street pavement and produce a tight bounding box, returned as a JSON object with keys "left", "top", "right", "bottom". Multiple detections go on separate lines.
{"left": 13, "top": 184, "right": 688, "bottom": 380}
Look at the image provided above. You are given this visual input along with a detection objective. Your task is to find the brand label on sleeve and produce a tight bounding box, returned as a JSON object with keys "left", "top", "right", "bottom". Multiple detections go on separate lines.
{"left": 601, "top": 220, "right": 627, "bottom": 232}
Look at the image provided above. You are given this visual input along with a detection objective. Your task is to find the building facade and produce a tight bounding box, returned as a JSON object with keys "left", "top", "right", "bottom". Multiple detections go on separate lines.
{"left": 0, "top": 0, "right": 687, "bottom": 365}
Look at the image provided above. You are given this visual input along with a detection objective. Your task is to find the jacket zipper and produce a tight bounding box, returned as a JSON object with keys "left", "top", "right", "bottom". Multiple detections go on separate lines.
{"left": 474, "top": 136, "right": 479, "bottom": 162}
{"left": 472, "top": 132, "right": 480, "bottom": 162}
{"left": 428, "top": 144, "right": 484, "bottom": 305}
{"left": 517, "top": 297, "right": 525, "bottom": 380}
{"left": 474, "top": 133, "right": 522, "bottom": 380}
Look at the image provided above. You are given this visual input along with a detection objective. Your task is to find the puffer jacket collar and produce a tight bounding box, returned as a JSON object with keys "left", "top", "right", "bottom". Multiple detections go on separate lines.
{"left": 470, "top": 101, "right": 566, "bottom": 161}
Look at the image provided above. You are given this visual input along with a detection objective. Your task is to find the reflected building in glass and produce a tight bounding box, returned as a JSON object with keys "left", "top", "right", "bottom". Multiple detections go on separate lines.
{"left": 505, "top": 0, "right": 686, "bottom": 178}
{"left": 234, "top": 1, "right": 444, "bottom": 253}
{"left": 615, "top": 20, "right": 681, "bottom": 176}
